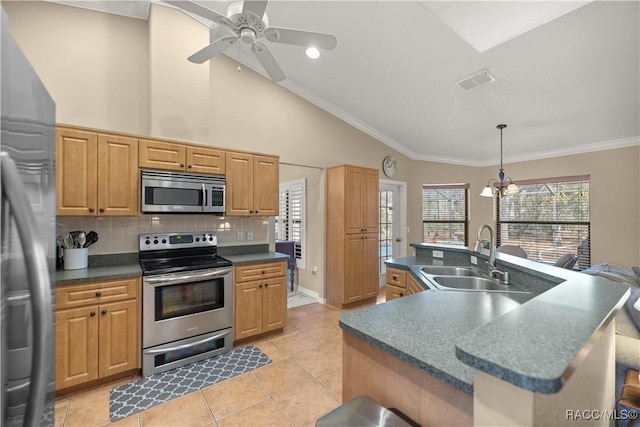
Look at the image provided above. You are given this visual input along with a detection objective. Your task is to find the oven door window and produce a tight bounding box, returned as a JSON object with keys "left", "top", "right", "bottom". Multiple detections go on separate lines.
{"left": 144, "top": 186, "right": 203, "bottom": 207}
{"left": 155, "top": 279, "right": 224, "bottom": 321}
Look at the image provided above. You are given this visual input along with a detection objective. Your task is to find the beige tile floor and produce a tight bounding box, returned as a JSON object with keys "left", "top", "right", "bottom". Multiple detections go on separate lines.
{"left": 55, "top": 291, "right": 386, "bottom": 427}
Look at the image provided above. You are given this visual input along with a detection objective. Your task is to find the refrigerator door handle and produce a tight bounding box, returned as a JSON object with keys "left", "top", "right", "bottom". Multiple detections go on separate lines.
{"left": 1, "top": 152, "right": 53, "bottom": 426}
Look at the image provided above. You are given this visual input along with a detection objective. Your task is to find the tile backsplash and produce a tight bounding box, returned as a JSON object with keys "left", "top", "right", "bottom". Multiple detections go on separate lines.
{"left": 57, "top": 215, "right": 271, "bottom": 255}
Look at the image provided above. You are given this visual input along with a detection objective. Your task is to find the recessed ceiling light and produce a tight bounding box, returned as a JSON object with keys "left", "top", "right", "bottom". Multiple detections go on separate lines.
{"left": 305, "top": 47, "right": 320, "bottom": 59}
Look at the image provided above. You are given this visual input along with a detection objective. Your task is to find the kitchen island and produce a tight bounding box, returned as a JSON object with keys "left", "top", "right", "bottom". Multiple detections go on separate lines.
{"left": 339, "top": 243, "right": 630, "bottom": 426}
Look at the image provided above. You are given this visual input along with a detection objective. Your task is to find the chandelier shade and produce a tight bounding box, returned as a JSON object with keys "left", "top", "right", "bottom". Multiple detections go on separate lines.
{"left": 480, "top": 124, "right": 520, "bottom": 198}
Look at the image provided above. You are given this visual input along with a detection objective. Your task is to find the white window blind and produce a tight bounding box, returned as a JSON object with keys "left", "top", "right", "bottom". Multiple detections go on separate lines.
{"left": 276, "top": 179, "right": 306, "bottom": 269}
{"left": 422, "top": 183, "right": 469, "bottom": 246}
{"left": 496, "top": 175, "right": 590, "bottom": 269}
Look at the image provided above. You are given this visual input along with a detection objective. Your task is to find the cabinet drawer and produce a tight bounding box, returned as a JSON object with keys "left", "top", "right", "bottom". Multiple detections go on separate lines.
{"left": 385, "top": 284, "right": 406, "bottom": 301}
{"left": 56, "top": 277, "right": 139, "bottom": 310}
{"left": 386, "top": 268, "right": 407, "bottom": 288}
{"left": 235, "top": 261, "right": 287, "bottom": 282}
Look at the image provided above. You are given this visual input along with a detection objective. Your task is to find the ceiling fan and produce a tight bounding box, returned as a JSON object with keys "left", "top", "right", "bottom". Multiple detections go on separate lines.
{"left": 164, "top": 0, "right": 338, "bottom": 82}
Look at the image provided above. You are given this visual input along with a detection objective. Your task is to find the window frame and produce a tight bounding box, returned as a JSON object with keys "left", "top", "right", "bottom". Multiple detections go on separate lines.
{"left": 275, "top": 178, "right": 306, "bottom": 269}
{"left": 495, "top": 175, "right": 590, "bottom": 269}
{"left": 421, "top": 183, "right": 470, "bottom": 247}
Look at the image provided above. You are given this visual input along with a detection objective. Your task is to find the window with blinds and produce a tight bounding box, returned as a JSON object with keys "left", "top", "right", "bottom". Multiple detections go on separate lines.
{"left": 422, "top": 184, "right": 469, "bottom": 246}
{"left": 275, "top": 179, "right": 305, "bottom": 268}
{"left": 496, "top": 175, "right": 590, "bottom": 269}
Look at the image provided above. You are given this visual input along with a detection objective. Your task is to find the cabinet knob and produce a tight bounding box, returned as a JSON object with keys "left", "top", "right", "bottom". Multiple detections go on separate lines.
{"left": 392, "top": 275, "right": 398, "bottom": 280}
{"left": 101, "top": 309, "right": 107, "bottom": 315}
{"left": 399, "top": 293, "right": 404, "bottom": 297}
{"left": 265, "top": 283, "right": 269, "bottom": 287}
{"left": 261, "top": 270, "right": 265, "bottom": 274}
{"left": 180, "top": 163, "right": 184, "bottom": 168}
{"left": 188, "top": 164, "right": 193, "bottom": 168}
{"left": 259, "top": 284, "right": 263, "bottom": 288}
{"left": 89, "top": 208, "right": 94, "bottom": 213}
{"left": 90, "top": 311, "right": 96, "bottom": 317}
{"left": 99, "top": 208, "right": 105, "bottom": 213}
{"left": 96, "top": 291, "right": 102, "bottom": 297}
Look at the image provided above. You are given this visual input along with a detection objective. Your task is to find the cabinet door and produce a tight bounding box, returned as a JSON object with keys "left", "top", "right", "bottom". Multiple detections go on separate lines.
{"left": 262, "top": 276, "right": 286, "bottom": 333}
{"left": 363, "top": 168, "right": 379, "bottom": 233}
{"left": 234, "top": 281, "right": 263, "bottom": 340}
{"left": 55, "top": 306, "right": 99, "bottom": 390}
{"left": 226, "top": 152, "right": 254, "bottom": 216}
{"left": 344, "top": 167, "right": 364, "bottom": 234}
{"left": 97, "top": 134, "right": 139, "bottom": 216}
{"left": 139, "top": 139, "right": 186, "bottom": 171}
{"left": 344, "top": 234, "right": 365, "bottom": 303}
{"left": 363, "top": 233, "right": 380, "bottom": 298}
{"left": 253, "top": 155, "right": 279, "bottom": 216}
{"left": 385, "top": 284, "right": 405, "bottom": 301}
{"left": 56, "top": 127, "right": 98, "bottom": 216}
{"left": 98, "top": 300, "right": 138, "bottom": 378}
{"left": 406, "top": 275, "right": 424, "bottom": 295}
{"left": 186, "top": 146, "right": 225, "bottom": 175}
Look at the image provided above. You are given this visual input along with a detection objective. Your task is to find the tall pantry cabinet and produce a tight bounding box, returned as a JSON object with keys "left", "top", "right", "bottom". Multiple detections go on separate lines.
{"left": 326, "top": 165, "right": 380, "bottom": 308}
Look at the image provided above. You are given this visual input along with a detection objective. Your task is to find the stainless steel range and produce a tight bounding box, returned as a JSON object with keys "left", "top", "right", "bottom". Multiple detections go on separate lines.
{"left": 139, "top": 231, "right": 233, "bottom": 377}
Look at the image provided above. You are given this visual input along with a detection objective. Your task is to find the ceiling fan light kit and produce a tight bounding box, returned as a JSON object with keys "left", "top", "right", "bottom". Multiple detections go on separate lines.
{"left": 165, "top": 0, "right": 338, "bottom": 82}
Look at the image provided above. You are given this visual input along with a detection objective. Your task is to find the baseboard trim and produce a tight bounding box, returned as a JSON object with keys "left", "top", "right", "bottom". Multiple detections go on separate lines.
{"left": 293, "top": 286, "right": 326, "bottom": 304}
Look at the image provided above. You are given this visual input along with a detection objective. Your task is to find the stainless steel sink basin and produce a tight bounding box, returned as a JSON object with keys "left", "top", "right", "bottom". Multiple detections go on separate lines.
{"left": 432, "top": 276, "right": 529, "bottom": 293}
{"left": 418, "top": 266, "right": 484, "bottom": 277}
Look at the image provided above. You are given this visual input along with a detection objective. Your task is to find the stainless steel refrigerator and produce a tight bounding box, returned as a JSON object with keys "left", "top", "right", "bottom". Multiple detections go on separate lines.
{"left": 1, "top": 6, "right": 56, "bottom": 426}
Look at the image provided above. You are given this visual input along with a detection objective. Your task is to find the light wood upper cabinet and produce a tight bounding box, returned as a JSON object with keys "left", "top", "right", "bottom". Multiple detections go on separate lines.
{"left": 139, "top": 139, "right": 226, "bottom": 175}
{"left": 56, "top": 127, "right": 138, "bottom": 216}
{"left": 56, "top": 128, "right": 98, "bottom": 216}
{"left": 345, "top": 166, "right": 379, "bottom": 234}
{"left": 226, "top": 152, "right": 279, "bottom": 216}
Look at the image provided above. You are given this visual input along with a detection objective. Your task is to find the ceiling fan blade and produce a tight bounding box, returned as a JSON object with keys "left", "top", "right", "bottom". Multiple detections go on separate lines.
{"left": 188, "top": 35, "right": 238, "bottom": 64}
{"left": 264, "top": 27, "right": 337, "bottom": 50}
{"left": 251, "top": 42, "right": 286, "bottom": 82}
{"left": 242, "top": 1, "right": 268, "bottom": 20}
{"left": 164, "top": 0, "right": 232, "bottom": 26}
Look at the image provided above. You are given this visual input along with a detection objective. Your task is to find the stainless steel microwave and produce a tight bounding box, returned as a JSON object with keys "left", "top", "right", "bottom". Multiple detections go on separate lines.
{"left": 141, "top": 169, "right": 225, "bottom": 214}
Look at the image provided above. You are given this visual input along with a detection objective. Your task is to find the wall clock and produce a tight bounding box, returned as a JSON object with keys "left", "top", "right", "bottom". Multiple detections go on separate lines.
{"left": 382, "top": 156, "right": 397, "bottom": 178}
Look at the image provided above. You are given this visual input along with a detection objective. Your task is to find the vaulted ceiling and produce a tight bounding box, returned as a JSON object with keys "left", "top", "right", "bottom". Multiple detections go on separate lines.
{"left": 46, "top": 1, "right": 639, "bottom": 166}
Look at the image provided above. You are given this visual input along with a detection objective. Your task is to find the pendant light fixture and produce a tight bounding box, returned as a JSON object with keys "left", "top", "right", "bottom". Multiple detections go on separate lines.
{"left": 480, "top": 124, "right": 520, "bottom": 198}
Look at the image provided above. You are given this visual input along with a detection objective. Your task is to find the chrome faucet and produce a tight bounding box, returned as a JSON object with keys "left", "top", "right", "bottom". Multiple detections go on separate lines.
{"left": 472, "top": 224, "right": 510, "bottom": 284}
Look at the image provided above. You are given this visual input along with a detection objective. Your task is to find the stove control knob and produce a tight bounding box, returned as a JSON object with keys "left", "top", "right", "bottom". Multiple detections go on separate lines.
{"left": 162, "top": 239, "right": 167, "bottom": 244}
{"left": 153, "top": 239, "right": 158, "bottom": 245}
{"left": 195, "top": 237, "right": 200, "bottom": 242}
{"left": 145, "top": 240, "right": 150, "bottom": 245}
{"left": 209, "top": 237, "right": 214, "bottom": 241}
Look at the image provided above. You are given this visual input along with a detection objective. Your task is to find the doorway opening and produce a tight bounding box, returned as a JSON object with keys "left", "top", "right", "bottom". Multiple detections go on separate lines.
{"left": 379, "top": 180, "right": 407, "bottom": 286}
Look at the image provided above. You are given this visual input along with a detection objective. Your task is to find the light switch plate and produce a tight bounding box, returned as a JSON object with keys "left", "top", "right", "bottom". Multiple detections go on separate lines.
{"left": 433, "top": 250, "right": 444, "bottom": 259}
{"left": 247, "top": 231, "right": 253, "bottom": 241}
{"left": 236, "top": 231, "right": 244, "bottom": 241}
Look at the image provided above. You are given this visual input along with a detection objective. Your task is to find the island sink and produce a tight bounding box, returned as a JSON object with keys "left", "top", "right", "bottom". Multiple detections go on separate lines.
{"left": 412, "top": 264, "right": 530, "bottom": 294}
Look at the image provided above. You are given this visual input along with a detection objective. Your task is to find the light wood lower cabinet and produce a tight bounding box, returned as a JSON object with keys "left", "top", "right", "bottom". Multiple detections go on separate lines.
{"left": 55, "top": 277, "right": 140, "bottom": 391}
{"left": 234, "top": 261, "right": 287, "bottom": 341}
{"left": 385, "top": 267, "right": 424, "bottom": 301}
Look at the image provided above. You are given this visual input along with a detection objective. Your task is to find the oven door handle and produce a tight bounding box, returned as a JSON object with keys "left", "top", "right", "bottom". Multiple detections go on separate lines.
{"left": 145, "top": 267, "right": 233, "bottom": 285}
{"left": 143, "top": 330, "right": 231, "bottom": 355}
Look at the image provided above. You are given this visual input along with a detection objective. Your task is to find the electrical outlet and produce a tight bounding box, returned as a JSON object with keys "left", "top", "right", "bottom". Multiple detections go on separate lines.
{"left": 247, "top": 231, "right": 253, "bottom": 241}
{"left": 433, "top": 250, "right": 444, "bottom": 259}
{"left": 236, "top": 231, "right": 244, "bottom": 241}
{"left": 471, "top": 255, "right": 478, "bottom": 265}
{"left": 312, "top": 266, "right": 318, "bottom": 275}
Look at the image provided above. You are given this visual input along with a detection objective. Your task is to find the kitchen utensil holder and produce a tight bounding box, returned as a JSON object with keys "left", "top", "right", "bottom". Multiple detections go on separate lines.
{"left": 64, "top": 248, "right": 88, "bottom": 270}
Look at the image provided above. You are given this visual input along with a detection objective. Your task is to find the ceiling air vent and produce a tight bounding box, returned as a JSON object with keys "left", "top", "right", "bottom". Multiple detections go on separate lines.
{"left": 456, "top": 69, "right": 495, "bottom": 91}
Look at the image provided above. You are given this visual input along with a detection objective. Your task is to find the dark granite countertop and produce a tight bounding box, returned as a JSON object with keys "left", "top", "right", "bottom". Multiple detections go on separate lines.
{"left": 222, "top": 252, "right": 289, "bottom": 265}
{"left": 55, "top": 263, "right": 142, "bottom": 286}
{"left": 340, "top": 244, "right": 630, "bottom": 395}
